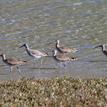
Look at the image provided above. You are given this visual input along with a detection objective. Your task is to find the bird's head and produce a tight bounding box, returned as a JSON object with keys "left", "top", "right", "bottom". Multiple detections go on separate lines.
{"left": 0, "top": 54, "right": 6, "bottom": 60}
{"left": 0, "top": 54, "right": 3, "bottom": 56}
{"left": 19, "top": 43, "right": 28, "bottom": 49}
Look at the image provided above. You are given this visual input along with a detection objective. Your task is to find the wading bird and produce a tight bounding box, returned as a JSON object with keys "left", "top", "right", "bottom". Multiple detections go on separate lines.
{"left": 53, "top": 49, "right": 77, "bottom": 62}
{"left": 56, "top": 40, "right": 77, "bottom": 53}
{"left": 20, "top": 43, "right": 48, "bottom": 64}
{"left": 0, "top": 54, "right": 27, "bottom": 72}
{"left": 20, "top": 43, "right": 48, "bottom": 59}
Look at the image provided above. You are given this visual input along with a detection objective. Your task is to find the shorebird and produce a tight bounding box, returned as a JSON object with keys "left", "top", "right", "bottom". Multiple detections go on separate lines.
{"left": 0, "top": 54, "right": 27, "bottom": 72}
{"left": 20, "top": 43, "right": 48, "bottom": 65}
{"left": 94, "top": 44, "right": 107, "bottom": 56}
{"left": 53, "top": 49, "right": 77, "bottom": 62}
{"left": 20, "top": 44, "right": 48, "bottom": 59}
{"left": 56, "top": 40, "right": 77, "bottom": 53}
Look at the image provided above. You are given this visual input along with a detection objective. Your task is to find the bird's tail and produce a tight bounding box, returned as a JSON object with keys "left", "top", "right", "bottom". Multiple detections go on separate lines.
{"left": 23, "top": 60, "right": 27, "bottom": 62}
{"left": 70, "top": 57, "right": 78, "bottom": 61}
{"left": 22, "top": 60, "right": 28, "bottom": 64}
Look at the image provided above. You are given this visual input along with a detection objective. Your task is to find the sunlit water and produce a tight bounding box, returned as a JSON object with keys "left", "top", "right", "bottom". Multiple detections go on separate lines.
{"left": 0, "top": 0, "right": 107, "bottom": 80}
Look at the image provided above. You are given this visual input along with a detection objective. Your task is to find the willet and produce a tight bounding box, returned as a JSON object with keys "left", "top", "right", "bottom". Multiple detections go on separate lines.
{"left": 20, "top": 43, "right": 48, "bottom": 58}
{"left": 53, "top": 49, "right": 77, "bottom": 62}
{"left": 20, "top": 43, "right": 48, "bottom": 64}
{"left": 56, "top": 40, "right": 77, "bottom": 53}
{"left": 0, "top": 54, "right": 27, "bottom": 72}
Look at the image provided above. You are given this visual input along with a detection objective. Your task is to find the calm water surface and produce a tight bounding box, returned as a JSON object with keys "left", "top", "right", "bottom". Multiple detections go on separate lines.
{"left": 0, "top": 0, "right": 107, "bottom": 80}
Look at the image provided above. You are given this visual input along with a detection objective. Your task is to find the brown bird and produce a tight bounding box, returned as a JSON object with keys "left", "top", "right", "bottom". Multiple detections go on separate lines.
{"left": 0, "top": 54, "right": 27, "bottom": 72}
{"left": 94, "top": 44, "right": 107, "bottom": 56}
{"left": 53, "top": 50, "right": 77, "bottom": 62}
{"left": 56, "top": 40, "right": 78, "bottom": 53}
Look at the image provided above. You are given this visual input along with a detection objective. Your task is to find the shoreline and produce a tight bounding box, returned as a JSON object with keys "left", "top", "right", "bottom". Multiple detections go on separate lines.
{"left": 0, "top": 76, "right": 107, "bottom": 107}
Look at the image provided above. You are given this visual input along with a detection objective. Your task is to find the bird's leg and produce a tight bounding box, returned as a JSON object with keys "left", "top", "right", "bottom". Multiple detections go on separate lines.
{"left": 33, "top": 59, "right": 38, "bottom": 67}
{"left": 10, "top": 66, "right": 13, "bottom": 72}
{"left": 58, "top": 62, "right": 67, "bottom": 68}
{"left": 40, "top": 58, "right": 43, "bottom": 65}
{"left": 17, "top": 66, "right": 21, "bottom": 73}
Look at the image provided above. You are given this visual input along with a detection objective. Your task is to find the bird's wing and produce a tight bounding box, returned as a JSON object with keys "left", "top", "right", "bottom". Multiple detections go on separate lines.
{"left": 30, "top": 49, "right": 47, "bottom": 56}
{"left": 59, "top": 46, "right": 77, "bottom": 53}
{"left": 59, "top": 46, "right": 71, "bottom": 52}
{"left": 56, "top": 54, "right": 70, "bottom": 61}
{"left": 7, "top": 58, "right": 26, "bottom": 65}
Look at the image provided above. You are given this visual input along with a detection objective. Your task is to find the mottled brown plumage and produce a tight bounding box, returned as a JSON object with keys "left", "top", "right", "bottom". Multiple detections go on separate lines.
{"left": 53, "top": 50, "right": 77, "bottom": 62}
{"left": 56, "top": 40, "right": 77, "bottom": 53}
{"left": 0, "top": 54, "right": 27, "bottom": 72}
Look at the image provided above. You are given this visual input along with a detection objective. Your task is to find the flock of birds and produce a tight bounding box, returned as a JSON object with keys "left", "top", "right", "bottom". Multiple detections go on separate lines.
{"left": 0, "top": 39, "right": 106, "bottom": 72}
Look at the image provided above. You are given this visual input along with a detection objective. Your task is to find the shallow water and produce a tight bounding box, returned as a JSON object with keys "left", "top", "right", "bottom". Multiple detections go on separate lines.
{"left": 0, "top": 0, "right": 107, "bottom": 80}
